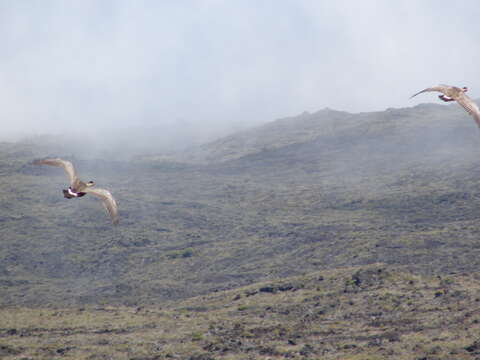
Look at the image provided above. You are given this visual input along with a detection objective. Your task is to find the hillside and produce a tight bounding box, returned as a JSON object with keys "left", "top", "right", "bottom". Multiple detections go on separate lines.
{"left": 160, "top": 101, "right": 480, "bottom": 164}
{"left": 1, "top": 265, "right": 480, "bottom": 359}
{"left": 1, "top": 101, "right": 480, "bottom": 307}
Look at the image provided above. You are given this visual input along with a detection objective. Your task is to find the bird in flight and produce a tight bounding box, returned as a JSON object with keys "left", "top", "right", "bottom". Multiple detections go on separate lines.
{"left": 410, "top": 84, "right": 480, "bottom": 127}
{"left": 33, "top": 158, "right": 119, "bottom": 224}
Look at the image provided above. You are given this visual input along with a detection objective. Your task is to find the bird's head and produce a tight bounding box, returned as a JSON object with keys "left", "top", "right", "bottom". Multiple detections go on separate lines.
{"left": 463, "top": 86, "right": 468, "bottom": 92}
{"left": 87, "top": 181, "right": 95, "bottom": 187}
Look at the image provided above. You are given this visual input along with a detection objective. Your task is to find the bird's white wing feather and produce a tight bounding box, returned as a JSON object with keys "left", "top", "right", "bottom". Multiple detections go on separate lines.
{"left": 84, "top": 187, "right": 119, "bottom": 224}
{"left": 410, "top": 84, "right": 450, "bottom": 99}
{"left": 456, "top": 93, "right": 480, "bottom": 128}
{"left": 33, "top": 158, "right": 77, "bottom": 186}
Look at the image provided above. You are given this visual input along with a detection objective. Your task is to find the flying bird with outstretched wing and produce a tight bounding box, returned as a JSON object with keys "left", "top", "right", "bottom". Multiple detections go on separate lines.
{"left": 410, "top": 84, "right": 480, "bottom": 127}
{"left": 33, "top": 158, "right": 119, "bottom": 224}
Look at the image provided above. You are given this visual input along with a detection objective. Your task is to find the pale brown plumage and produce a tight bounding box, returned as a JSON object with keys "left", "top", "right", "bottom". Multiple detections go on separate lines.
{"left": 410, "top": 84, "right": 480, "bottom": 127}
{"left": 33, "top": 158, "right": 119, "bottom": 224}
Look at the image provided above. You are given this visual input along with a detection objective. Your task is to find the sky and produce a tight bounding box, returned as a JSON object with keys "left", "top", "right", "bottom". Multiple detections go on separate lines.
{"left": 0, "top": 0, "right": 479, "bottom": 143}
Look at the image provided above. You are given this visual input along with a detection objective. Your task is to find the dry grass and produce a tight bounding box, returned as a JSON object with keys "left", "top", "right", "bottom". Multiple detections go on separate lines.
{"left": 2, "top": 264, "right": 480, "bottom": 359}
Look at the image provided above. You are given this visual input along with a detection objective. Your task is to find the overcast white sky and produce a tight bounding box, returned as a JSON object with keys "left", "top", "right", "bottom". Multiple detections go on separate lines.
{"left": 1, "top": 0, "right": 479, "bottom": 140}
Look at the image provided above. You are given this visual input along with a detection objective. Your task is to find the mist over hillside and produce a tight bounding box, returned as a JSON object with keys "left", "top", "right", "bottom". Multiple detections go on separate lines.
{"left": 2, "top": 101, "right": 480, "bottom": 307}
{"left": 12, "top": 118, "right": 256, "bottom": 161}
{"left": 153, "top": 101, "right": 480, "bottom": 165}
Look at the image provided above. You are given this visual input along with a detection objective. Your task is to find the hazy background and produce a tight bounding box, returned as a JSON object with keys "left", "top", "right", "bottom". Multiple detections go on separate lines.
{"left": 1, "top": 0, "right": 479, "bottom": 151}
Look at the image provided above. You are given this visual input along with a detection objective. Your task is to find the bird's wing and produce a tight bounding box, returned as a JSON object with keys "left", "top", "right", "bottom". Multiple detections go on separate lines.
{"left": 410, "top": 84, "right": 450, "bottom": 98}
{"left": 84, "top": 187, "right": 119, "bottom": 224}
{"left": 456, "top": 93, "right": 480, "bottom": 128}
{"left": 33, "top": 158, "right": 77, "bottom": 185}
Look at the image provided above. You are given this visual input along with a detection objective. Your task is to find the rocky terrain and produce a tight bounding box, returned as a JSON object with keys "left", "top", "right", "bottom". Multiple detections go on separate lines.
{"left": 1, "top": 100, "right": 480, "bottom": 358}
{"left": 2, "top": 265, "right": 480, "bottom": 359}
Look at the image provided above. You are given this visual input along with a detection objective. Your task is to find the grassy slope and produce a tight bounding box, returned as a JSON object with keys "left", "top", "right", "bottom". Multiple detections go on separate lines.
{"left": 2, "top": 102, "right": 480, "bottom": 308}
{"left": 1, "top": 265, "right": 480, "bottom": 359}
{"left": 3, "top": 103, "right": 480, "bottom": 358}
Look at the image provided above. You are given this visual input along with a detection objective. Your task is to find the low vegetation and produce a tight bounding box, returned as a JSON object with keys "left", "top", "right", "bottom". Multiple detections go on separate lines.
{"left": 1, "top": 265, "right": 480, "bottom": 359}
{"left": 2, "top": 102, "right": 480, "bottom": 357}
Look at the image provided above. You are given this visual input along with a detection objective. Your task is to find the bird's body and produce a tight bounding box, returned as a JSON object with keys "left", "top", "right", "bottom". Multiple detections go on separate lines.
{"left": 410, "top": 84, "right": 480, "bottom": 127}
{"left": 33, "top": 158, "right": 119, "bottom": 224}
{"left": 63, "top": 188, "right": 86, "bottom": 199}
